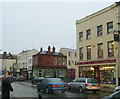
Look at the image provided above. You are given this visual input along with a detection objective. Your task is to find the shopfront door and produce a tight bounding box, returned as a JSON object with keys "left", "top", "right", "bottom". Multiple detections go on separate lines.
{"left": 94, "top": 66, "right": 100, "bottom": 84}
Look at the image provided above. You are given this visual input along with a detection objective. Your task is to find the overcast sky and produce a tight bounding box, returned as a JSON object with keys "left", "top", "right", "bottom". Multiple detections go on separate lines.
{"left": 0, "top": 1, "right": 116, "bottom": 54}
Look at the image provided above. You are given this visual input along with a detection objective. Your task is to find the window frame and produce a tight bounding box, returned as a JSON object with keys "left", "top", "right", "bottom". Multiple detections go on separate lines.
{"left": 97, "top": 43, "right": 103, "bottom": 58}
{"left": 97, "top": 25, "right": 102, "bottom": 36}
{"left": 79, "top": 32, "right": 83, "bottom": 41}
{"left": 107, "top": 21, "right": 113, "bottom": 33}
{"left": 108, "top": 41, "right": 114, "bottom": 57}
{"left": 86, "top": 29, "right": 91, "bottom": 40}
{"left": 86, "top": 46, "right": 91, "bottom": 59}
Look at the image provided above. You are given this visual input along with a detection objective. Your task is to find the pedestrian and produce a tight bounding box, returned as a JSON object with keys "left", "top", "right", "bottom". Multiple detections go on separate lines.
{"left": 1, "top": 79, "right": 13, "bottom": 99}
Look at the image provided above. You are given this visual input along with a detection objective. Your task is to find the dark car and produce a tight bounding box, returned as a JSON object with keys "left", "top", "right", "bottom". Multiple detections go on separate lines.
{"left": 17, "top": 75, "right": 26, "bottom": 81}
{"left": 32, "top": 77, "right": 44, "bottom": 85}
{"left": 100, "top": 90, "right": 120, "bottom": 99}
{"left": 37, "top": 78, "right": 69, "bottom": 93}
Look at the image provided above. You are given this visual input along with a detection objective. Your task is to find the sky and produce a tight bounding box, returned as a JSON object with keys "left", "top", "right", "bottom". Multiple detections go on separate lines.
{"left": 0, "top": 0, "right": 118, "bottom": 54}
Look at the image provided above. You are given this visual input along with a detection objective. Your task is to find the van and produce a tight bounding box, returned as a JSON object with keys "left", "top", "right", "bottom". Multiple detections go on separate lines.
{"left": 68, "top": 78, "right": 100, "bottom": 93}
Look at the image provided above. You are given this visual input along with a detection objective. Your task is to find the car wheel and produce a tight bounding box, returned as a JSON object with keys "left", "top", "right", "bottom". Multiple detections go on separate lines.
{"left": 61, "top": 90, "right": 65, "bottom": 93}
{"left": 45, "top": 88, "right": 50, "bottom": 94}
{"left": 79, "top": 87, "right": 83, "bottom": 93}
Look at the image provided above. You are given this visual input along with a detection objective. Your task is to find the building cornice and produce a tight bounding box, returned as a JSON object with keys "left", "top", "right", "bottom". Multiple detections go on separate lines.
{"left": 76, "top": 3, "right": 116, "bottom": 25}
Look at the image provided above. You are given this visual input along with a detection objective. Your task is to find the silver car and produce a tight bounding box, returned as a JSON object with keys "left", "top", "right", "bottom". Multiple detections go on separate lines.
{"left": 68, "top": 78, "right": 100, "bottom": 93}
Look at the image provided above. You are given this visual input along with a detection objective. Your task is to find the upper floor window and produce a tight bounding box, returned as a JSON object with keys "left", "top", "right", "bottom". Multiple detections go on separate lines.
{"left": 75, "top": 52, "right": 76, "bottom": 57}
{"left": 54, "top": 58, "right": 57, "bottom": 65}
{"left": 79, "top": 32, "right": 83, "bottom": 41}
{"left": 97, "top": 25, "right": 102, "bottom": 36}
{"left": 68, "top": 52, "right": 70, "bottom": 56}
{"left": 108, "top": 41, "right": 114, "bottom": 57}
{"left": 98, "top": 43, "right": 103, "bottom": 58}
{"left": 68, "top": 61, "right": 71, "bottom": 65}
{"left": 86, "top": 29, "right": 91, "bottom": 39}
{"left": 79, "top": 47, "right": 83, "bottom": 60}
{"left": 107, "top": 21, "right": 113, "bottom": 33}
{"left": 58, "top": 58, "right": 61, "bottom": 65}
{"left": 87, "top": 46, "right": 91, "bottom": 59}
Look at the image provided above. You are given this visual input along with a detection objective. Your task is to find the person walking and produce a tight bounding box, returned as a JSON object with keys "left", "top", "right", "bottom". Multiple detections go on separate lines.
{"left": 1, "top": 79, "right": 13, "bottom": 99}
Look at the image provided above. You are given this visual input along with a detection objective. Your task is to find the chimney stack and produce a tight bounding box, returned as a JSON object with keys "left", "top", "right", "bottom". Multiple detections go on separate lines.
{"left": 52, "top": 46, "right": 55, "bottom": 53}
{"left": 48, "top": 46, "right": 51, "bottom": 52}
{"left": 40, "top": 47, "right": 43, "bottom": 52}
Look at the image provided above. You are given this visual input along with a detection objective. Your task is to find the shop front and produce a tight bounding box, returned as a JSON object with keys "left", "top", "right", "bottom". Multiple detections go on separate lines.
{"left": 77, "top": 59, "right": 116, "bottom": 84}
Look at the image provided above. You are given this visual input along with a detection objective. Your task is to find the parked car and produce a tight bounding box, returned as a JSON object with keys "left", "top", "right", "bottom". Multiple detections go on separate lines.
{"left": 100, "top": 90, "right": 120, "bottom": 99}
{"left": 114, "top": 86, "right": 120, "bottom": 92}
{"left": 32, "top": 77, "right": 44, "bottom": 85}
{"left": 37, "top": 78, "right": 69, "bottom": 94}
{"left": 0, "top": 75, "right": 5, "bottom": 80}
{"left": 17, "top": 75, "right": 26, "bottom": 81}
{"left": 68, "top": 78, "right": 100, "bottom": 93}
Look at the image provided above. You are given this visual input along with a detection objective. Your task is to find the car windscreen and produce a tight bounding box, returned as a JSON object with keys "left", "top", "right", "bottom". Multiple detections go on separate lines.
{"left": 87, "top": 79, "right": 98, "bottom": 83}
{"left": 49, "top": 79, "right": 64, "bottom": 83}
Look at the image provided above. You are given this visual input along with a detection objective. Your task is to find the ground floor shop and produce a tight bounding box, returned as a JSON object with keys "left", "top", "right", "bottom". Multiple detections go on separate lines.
{"left": 33, "top": 66, "right": 67, "bottom": 82}
{"left": 77, "top": 59, "right": 117, "bottom": 84}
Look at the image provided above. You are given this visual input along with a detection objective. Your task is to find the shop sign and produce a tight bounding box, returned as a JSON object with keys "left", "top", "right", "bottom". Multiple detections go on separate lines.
{"left": 77, "top": 59, "right": 116, "bottom": 65}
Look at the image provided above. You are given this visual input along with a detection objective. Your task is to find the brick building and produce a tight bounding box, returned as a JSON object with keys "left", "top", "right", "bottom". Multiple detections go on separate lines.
{"left": 32, "top": 46, "right": 67, "bottom": 81}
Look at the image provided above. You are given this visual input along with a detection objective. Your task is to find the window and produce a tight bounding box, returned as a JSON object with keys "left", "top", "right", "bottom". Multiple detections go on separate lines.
{"left": 79, "top": 32, "right": 83, "bottom": 41}
{"left": 107, "top": 21, "right": 113, "bottom": 33}
{"left": 97, "top": 25, "right": 102, "bottom": 36}
{"left": 75, "top": 61, "right": 77, "bottom": 65}
{"left": 68, "top": 61, "right": 71, "bottom": 65}
{"left": 54, "top": 58, "right": 57, "bottom": 65}
{"left": 58, "top": 58, "right": 61, "bottom": 65}
{"left": 75, "top": 52, "right": 76, "bottom": 57}
{"left": 108, "top": 41, "right": 114, "bottom": 57}
{"left": 86, "top": 29, "right": 91, "bottom": 39}
{"left": 44, "top": 70, "right": 52, "bottom": 77}
{"left": 87, "top": 46, "right": 91, "bottom": 59}
{"left": 98, "top": 43, "right": 103, "bottom": 58}
{"left": 79, "top": 47, "right": 83, "bottom": 60}
{"left": 58, "top": 70, "right": 65, "bottom": 77}
{"left": 68, "top": 52, "right": 70, "bottom": 56}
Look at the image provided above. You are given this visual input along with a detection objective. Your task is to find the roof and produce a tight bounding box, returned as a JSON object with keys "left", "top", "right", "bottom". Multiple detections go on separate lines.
{"left": 61, "top": 48, "right": 76, "bottom": 52}
{"left": 39, "top": 51, "right": 64, "bottom": 56}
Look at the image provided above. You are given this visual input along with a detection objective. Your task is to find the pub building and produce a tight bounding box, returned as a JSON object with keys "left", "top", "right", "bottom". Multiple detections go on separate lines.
{"left": 32, "top": 46, "right": 67, "bottom": 81}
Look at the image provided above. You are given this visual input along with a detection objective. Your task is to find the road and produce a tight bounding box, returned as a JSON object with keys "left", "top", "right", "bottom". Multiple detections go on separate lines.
{"left": 10, "top": 81, "right": 112, "bottom": 99}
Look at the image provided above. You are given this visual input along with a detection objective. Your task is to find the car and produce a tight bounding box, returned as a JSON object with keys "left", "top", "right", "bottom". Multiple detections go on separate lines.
{"left": 0, "top": 75, "right": 5, "bottom": 80}
{"left": 37, "top": 78, "right": 69, "bottom": 94}
{"left": 32, "top": 77, "right": 44, "bottom": 85}
{"left": 100, "top": 90, "right": 120, "bottom": 99}
{"left": 114, "top": 86, "right": 120, "bottom": 92}
{"left": 17, "top": 75, "right": 26, "bottom": 81}
{"left": 68, "top": 78, "right": 100, "bottom": 93}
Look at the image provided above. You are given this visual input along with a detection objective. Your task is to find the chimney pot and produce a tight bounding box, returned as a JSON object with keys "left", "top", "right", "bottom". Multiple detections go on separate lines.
{"left": 48, "top": 46, "right": 51, "bottom": 52}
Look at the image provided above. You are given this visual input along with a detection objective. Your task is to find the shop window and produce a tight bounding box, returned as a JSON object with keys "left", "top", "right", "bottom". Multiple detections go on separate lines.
{"left": 45, "top": 70, "right": 52, "bottom": 77}
{"left": 98, "top": 43, "right": 103, "bottom": 58}
{"left": 87, "top": 46, "right": 91, "bottom": 59}
{"left": 108, "top": 41, "right": 114, "bottom": 57}
{"left": 58, "top": 70, "right": 65, "bottom": 77}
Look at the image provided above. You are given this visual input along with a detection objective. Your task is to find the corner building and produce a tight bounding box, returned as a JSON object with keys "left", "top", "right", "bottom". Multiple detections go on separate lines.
{"left": 76, "top": 2, "right": 120, "bottom": 85}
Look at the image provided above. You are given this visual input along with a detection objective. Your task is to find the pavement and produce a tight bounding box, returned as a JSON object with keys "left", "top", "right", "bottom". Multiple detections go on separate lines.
{"left": 19, "top": 80, "right": 116, "bottom": 93}
{"left": 100, "top": 84, "right": 116, "bottom": 93}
